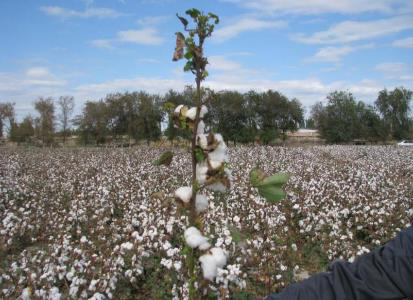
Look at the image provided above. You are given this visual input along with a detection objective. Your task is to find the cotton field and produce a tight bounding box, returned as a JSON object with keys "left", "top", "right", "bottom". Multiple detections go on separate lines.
{"left": 1, "top": 145, "right": 412, "bottom": 299}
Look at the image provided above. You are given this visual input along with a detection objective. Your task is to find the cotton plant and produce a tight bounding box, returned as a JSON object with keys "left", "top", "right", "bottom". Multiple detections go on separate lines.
{"left": 169, "top": 8, "right": 233, "bottom": 298}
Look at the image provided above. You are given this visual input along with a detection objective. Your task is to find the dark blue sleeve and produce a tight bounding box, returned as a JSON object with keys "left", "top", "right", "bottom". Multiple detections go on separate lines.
{"left": 265, "top": 225, "right": 413, "bottom": 300}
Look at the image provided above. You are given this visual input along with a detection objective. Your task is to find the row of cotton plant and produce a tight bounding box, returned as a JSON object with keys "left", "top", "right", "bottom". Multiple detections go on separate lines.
{"left": 0, "top": 146, "right": 412, "bottom": 298}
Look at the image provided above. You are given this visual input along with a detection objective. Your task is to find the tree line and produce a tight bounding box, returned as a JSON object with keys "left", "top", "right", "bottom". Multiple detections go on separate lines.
{"left": 0, "top": 86, "right": 411, "bottom": 146}
{"left": 309, "top": 87, "right": 412, "bottom": 143}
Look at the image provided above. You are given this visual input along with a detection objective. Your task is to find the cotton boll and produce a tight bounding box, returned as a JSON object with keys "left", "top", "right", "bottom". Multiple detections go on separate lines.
{"left": 197, "top": 121, "right": 205, "bottom": 135}
{"left": 184, "top": 227, "right": 209, "bottom": 248}
{"left": 195, "top": 194, "right": 208, "bottom": 213}
{"left": 174, "top": 104, "right": 183, "bottom": 115}
{"left": 200, "top": 105, "right": 208, "bottom": 118}
{"left": 197, "top": 134, "right": 208, "bottom": 150}
{"left": 185, "top": 107, "right": 197, "bottom": 120}
{"left": 207, "top": 182, "right": 227, "bottom": 192}
{"left": 210, "top": 247, "right": 227, "bottom": 268}
{"left": 196, "top": 162, "right": 208, "bottom": 184}
{"left": 199, "top": 242, "right": 211, "bottom": 251}
{"left": 174, "top": 187, "right": 192, "bottom": 203}
{"left": 199, "top": 254, "right": 218, "bottom": 281}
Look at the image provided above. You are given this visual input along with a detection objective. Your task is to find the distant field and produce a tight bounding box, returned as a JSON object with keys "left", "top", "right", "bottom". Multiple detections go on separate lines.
{"left": 1, "top": 146, "right": 412, "bottom": 299}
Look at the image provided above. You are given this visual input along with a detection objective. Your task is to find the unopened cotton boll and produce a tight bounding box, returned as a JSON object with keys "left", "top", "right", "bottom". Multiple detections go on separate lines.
{"left": 174, "top": 186, "right": 192, "bottom": 203}
{"left": 195, "top": 194, "right": 208, "bottom": 213}
{"left": 184, "top": 227, "right": 209, "bottom": 248}
{"left": 185, "top": 107, "right": 197, "bottom": 120}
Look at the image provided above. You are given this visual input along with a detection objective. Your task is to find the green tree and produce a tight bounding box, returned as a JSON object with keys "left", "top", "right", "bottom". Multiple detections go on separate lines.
{"left": 10, "top": 115, "right": 35, "bottom": 144}
{"left": 135, "top": 92, "right": 162, "bottom": 145}
{"left": 375, "top": 87, "right": 412, "bottom": 140}
{"left": 34, "top": 97, "right": 55, "bottom": 145}
{"left": 57, "top": 96, "right": 75, "bottom": 143}
{"left": 0, "top": 102, "right": 15, "bottom": 138}
{"left": 312, "top": 91, "right": 358, "bottom": 143}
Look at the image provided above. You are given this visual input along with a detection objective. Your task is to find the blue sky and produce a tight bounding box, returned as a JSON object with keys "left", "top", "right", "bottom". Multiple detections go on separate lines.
{"left": 1, "top": 0, "right": 413, "bottom": 120}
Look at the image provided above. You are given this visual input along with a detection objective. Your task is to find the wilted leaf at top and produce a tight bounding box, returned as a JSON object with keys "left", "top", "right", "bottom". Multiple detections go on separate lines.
{"left": 172, "top": 32, "right": 185, "bottom": 61}
{"left": 186, "top": 8, "right": 201, "bottom": 19}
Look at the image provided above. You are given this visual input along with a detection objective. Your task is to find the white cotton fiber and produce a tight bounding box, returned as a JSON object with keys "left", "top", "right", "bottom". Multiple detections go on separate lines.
{"left": 174, "top": 186, "right": 192, "bottom": 203}
{"left": 196, "top": 162, "right": 208, "bottom": 184}
{"left": 200, "top": 105, "right": 208, "bottom": 118}
{"left": 184, "top": 227, "right": 209, "bottom": 248}
{"left": 197, "top": 134, "right": 208, "bottom": 150}
{"left": 210, "top": 247, "right": 227, "bottom": 268}
{"left": 199, "top": 254, "right": 218, "bottom": 281}
{"left": 207, "top": 182, "right": 227, "bottom": 193}
{"left": 185, "top": 107, "right": 197, "bottom": 120}
{"left": 199, "top": 241, "right": 211, "bottom": 250}
{"left": 195, "top": 194, "right": 208, "bottom": 213}
{"left": 197, "top": 120, "right": 205, "bottom": 135}
{"left": 174, "top": 104, "right": 183, "bottom": 115}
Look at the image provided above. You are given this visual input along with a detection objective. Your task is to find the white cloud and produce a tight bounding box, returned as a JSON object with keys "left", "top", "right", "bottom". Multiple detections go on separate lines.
{"left": 294, "top": 16, "right": 413, "bottom": 44}
{"left": 375, "top": 62, "right": 412, "bottom": 80}
{"left": 75, "top": 77, "right": 186, "bottom": 97}
{"left": 224, "top": 0, "right": 401, "bottom": 15}
{"left": 208, "top": 56, "right": 242, "bottom": 71}
{"left": 41, "top": 6, "right": 125, "bottom": 18}
{"left": 309, "top": 44, "right": 373, "bottom": 62}
{"left": 214, "top": 17, "right": 287, "bottom": 42}
{"left": 25, "top": 67, "right": 52, "bottom": 78}
{"left": 117, "top": 28, "right": 164, "bottom": 45}
{"left": 89, "top": 39, "right": 115, "bottom": 49}
{"left": 137, "top": 16, "right": 169, "bottom": 26}
{"left": 392, "top": 36, "right": 413, "bottom": 48}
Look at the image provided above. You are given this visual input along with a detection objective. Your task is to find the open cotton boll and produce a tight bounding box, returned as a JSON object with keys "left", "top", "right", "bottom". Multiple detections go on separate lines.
{"left": 200, "top": 105, "right": 208, "bottom": 118}
{"left": 185, "top": 107, "right": 197, "bottom": 120}
{"left": 210, "top": 247, "right": 227, "bottom": 268}
{"left": 199, "top": 254, "right": 218, "bottom": 281}
{"left": 199, "top": 241, "right": 211, "bottom": 250}
{"left": 208, "top": 144, "right": 228, "bottom": 169}
{"left": 195, "top": 194, "right": 208, "bottom": 213}
{"left": 207, "top": 182, "right": 227, "bottom": 192}
{"left": 197, "top": 120, "right": 205, "bottom": 135}
{"left": 174, "top": 186, "right": 192, "bottom": 203}
{"left": 184, "top": 227, "right": 209, "bottom": 248}
{"left": 196, "top": 162, "right": 208, "bottom": 184}
{"left": 196, "top": 134, "right": 208, "bottom": 150}
{"left": 174, "top": 104, "right": 183, "bottom": 115}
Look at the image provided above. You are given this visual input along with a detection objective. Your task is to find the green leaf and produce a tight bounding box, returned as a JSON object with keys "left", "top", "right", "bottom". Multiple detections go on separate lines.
{"left": 258, "top": 185, "right": 285, "bottom": 203}
{"left": 154, "top": 151, "right": 174, "bottom": 166}
{"left": 208, "top": 13, "right": 219, "bottom": 24}
{"left": 195, "top": 148, "right": 205, "bottom": 162}
{"left": 176, "top": 14, "right": 188, "bottom": 27}
{"left": 184, "top": 51, "right": 193, "bottom": 60}
{"left": 183, "top": 61, "right": 192, "bottom": 72}
{"left": 261, "top": 173, "right": 290, "bottom": 187}
{"left": 186, "top": 8, "right": 201, "bottom": 19}
{"left": 249, "top": 168, "right": 265, "bottom": 187}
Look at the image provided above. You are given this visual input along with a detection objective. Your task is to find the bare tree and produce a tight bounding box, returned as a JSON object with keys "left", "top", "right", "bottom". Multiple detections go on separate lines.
{"left": 34, "top": 97, "right": 55, "bottom": 145}
{"left": 0, "top": 102, "right": 15, "bottom": 138}
{"left": 57, "top": 96, "right": 75, "bottom": 143}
